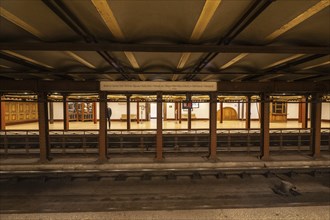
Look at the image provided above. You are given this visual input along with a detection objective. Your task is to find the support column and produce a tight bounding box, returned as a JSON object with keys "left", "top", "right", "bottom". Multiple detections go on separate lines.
{"left": 38, "top": 92, "right": 50, "bottom": 162}
{"left": 299, "top": 97, "right": 308, "bottom": 128}
{"left": 219, "top": 101, "right": 223, "bottom": 123}
{"left": 0, "top": 96, "right": 5, "bottom": 130}
{"left": 156, "top": 92, "right": 163, "bottom": 161}
{"left": 137, "top": 100, "right": 140, "bottom": 124}
{"left": 187, "top": 94, "right": 192, "bottom": 130}
{"left": 63, "top": 95, "right": 69, "bottom": 131}
{"left": 178, "top": 102, "right": 182, "bottom": 124}
{"left": 49, "top": 101, "right": 54, "bottom": 124}
{"left": 126, "top": 95, "right": 131, "bottom": 130}
{"left": 246, "top": 96, "right": 251, "bottom": 129}
{"left": 260, "top": 94, "right": 270, "bottom": 160}
{"left": 311, "top": 93, "right": 322, "bottom": 158}
{"left": 93, "top": 102, "right": 97, "bottom": 124}
{"left": 98, "top": 91, "right": 108, "bottom": 161}
{"left": 209, "top": 93, "right": 217, "bottom": 160}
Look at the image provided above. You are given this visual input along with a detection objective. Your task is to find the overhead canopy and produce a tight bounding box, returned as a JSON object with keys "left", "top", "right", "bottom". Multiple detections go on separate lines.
{"left": 0, "top": 0, "right": 329, "bottom": 83}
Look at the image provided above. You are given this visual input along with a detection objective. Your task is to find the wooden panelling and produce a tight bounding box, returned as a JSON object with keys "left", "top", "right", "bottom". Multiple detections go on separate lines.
{"left": 4, "top": 102, "right": 38, "bottom": 125}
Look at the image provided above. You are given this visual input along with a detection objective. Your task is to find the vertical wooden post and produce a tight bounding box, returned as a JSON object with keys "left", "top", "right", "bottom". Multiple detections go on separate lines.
{"left": 126, "top": 95, "right": 131, "bottom": 130}
{"left": 0, "top": 96, "right": 5, "bottom": 130}
{"left": 93, "top": 102, "right": 97, "bottom": 124}
{"left": 63, "top": 95, "right": 69, "bottom": 131}
{"left": 137, "top": 100, "right": 140, "bottom": 124}
{"left": 311, "top": 93, "right": 321, "bottom": 158}
{"left": 49, "top": 101, "right": 54, "bottom": 124}
{"left": 156, "top": 92, "right": 163, "bottom": 161}
{"left": 260, "top": 94, "right": 270, "bottom": 160}
{"left": 246, "top": 96, "right": 251, "bottom": 129}
{"left": 38, "top": 92, "right": 50, "bottom": 162}
{"left": 209, "top": 93, "right": 217, "bottom": 160}
{"left": 98, "top": 91, "right": 108, "bottom": 161}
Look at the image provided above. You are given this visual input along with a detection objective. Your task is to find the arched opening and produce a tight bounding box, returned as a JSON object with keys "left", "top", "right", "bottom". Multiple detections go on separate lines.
{"left": 222, "top": 107, "right": 238, "bottom": 120}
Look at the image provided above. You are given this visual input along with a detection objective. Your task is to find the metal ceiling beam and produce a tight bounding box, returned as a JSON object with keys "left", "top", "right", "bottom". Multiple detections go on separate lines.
{"left": 1, "top": 80, "right": 329, "bottom": 93}
{"left": 186, "top": 0, "right": 274, "bottom": 80}
{"left": 0, "top": 52, "right": 74, "bottom": 80}
{"left": 42, "top": 0, "right": 130, "bottom": 80}
{"left": 242, "top": 54, "right": 327, "bottom": 81}
{"left": 0, "top": 52, "right": 52, "bottom": 72}
{"left": 1, "top": 42, "right": 329, "bottom": 54}
{"left": 1, "top": 71, "right": 325, "bottom": 78}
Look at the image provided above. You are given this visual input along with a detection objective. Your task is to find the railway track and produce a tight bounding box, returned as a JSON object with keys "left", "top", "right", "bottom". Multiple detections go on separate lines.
{"left": 0, "top": 167, "right": 329, "bottom": 214}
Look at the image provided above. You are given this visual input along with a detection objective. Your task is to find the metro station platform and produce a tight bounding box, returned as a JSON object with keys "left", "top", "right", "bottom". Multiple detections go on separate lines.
{"left": 1, "top": 153, "right": 329, "bottom": 174}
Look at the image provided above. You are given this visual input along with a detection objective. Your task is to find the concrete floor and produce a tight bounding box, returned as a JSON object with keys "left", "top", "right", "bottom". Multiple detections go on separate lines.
{"left": 4, "top": 119, "right": 330, "bottom": 130}
{"left": 1, "top": 206, "right": 330, "bottom": 220}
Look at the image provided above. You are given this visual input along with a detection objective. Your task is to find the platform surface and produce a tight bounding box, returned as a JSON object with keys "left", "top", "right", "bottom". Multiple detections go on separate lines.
{"left": 1, "top": 153, "right": 329, "bottom": 173}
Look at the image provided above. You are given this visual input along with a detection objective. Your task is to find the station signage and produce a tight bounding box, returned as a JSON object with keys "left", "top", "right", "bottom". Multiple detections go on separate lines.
{"left": 100, "top": 81, "right": 217, "bottom": 92}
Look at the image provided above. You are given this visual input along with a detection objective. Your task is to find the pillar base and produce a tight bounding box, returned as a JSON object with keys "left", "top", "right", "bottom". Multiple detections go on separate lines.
{"left": 312, "top": 153, "right": 321, "bottom": 159}
{"left": 154, "top": 156, "right": 164, "bottom": 162}
{"left": 208, "top": 155, "right": 219, "bottom": 162}
{"left": 97, "top": 157, "right": 109, "bottom": 163}
{"left": 259, "top": 155, "right": 271, "bottom": 161}
{"left": 39, "top": 157, "right": 52, "bottom": 163}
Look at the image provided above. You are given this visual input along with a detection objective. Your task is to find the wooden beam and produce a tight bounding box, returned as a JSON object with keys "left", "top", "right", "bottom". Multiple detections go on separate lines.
{"left": 98, "top": 91, "right": 108, "bottom": 161}
{"left": 156, "top": 92, "right": 163, "bottom": 161}
{"left": 38, "top": 92, "right": 50, "bottom": 162}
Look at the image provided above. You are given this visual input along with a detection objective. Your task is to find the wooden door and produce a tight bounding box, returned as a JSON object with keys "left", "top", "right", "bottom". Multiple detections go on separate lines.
{"left": 222, "top": 107, "right": 238, "bottom": 120}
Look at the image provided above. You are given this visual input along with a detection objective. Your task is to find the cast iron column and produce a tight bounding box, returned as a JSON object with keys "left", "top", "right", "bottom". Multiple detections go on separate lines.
{"left": 156, "top": 92, "right": 163, "bottom": 161}
{"left": 187, "top": 94, "right": 192, "bottom": 130}
{"left": 63, "top": 94, "right": 69, "bottom": 131}
{"left": 219, "top": 101, "right": 223, "bottom": 123}
{"left": 49, "top": 101, "right": 54, "bottom": 124}
{"left": 38, "top": 92, "right": 50, "bottom": 162}
{"left": 93, "top": 102, "right": 97, "bottom": 124}
{"left": 246, "top": 96, "right": 251, "bottom": 129}
{"left": 311, "top": 93, "right": 321, "bottom": 158}
{"left": 209, "top": 93, "right": 217, "bottom": 160}
{"left": 0, "top": 96, "right": 5, "bottom": 130}
{"left": 126, "top": 95, "right": 131, "bottom": 130}
{"left": 260, "top": 93, "right": 270, "bottom": 160}
{"left": 98, "top": 91, "right": 108, "bottom": 161}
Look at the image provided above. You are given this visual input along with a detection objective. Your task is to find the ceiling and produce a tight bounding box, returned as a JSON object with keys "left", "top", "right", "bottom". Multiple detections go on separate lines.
{"left": 0, "top": 0, "right": 329, "bottom": 83}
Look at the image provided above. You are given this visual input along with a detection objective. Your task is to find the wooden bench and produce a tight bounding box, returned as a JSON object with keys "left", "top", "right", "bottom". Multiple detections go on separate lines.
{"left": 181, "top": 113, "right": 197, "bottom": 119}
{"left": 120, "top": 114, "right": 137, "bottom": 121}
